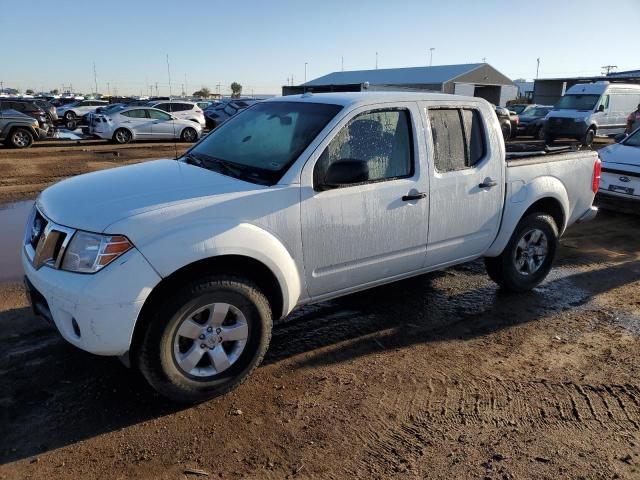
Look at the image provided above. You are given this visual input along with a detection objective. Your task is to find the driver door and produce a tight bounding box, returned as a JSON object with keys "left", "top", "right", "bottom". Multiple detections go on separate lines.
{"left": 148, "top": 108, "right": 178, "bottom": 138}
{"left": 300, "top": 103, "right": 429, "bottom": 298}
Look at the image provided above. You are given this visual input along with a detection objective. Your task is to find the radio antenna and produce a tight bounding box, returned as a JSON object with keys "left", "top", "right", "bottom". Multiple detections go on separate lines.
{"left": 167, "top": 54, "right": 179, "bottom": 160}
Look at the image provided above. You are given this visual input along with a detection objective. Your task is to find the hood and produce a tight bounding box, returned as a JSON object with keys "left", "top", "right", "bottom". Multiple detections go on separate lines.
{"left": 599, "top": 143, "right": 640, "bottom": 167}
{"left": 546, "top": 109, "right": 592, "bottom": 120}
{"left": 37, "top": 159, "right": 259, "bottom": 232}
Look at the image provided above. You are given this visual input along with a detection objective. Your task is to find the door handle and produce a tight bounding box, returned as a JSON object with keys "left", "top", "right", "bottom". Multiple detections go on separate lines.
{"left": 402, "top": 192, "right": 427, "bottom": 201}
{"left": 479, "top": 179, "right": 497, "bottom": 188}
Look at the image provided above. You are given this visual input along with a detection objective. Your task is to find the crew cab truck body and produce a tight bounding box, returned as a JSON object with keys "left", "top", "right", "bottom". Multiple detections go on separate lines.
{"left": 22, "top": 92, "right": 599, "bottom": 402}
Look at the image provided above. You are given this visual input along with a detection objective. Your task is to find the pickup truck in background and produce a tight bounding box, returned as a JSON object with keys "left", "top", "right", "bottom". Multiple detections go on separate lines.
{"left": 22, "top": 92, "right": 600, "bottom": 402}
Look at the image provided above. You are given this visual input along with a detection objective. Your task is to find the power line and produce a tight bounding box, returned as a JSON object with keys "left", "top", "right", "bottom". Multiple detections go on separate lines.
{"left": 601, "top": 65, "right": 618, "bottom": 75}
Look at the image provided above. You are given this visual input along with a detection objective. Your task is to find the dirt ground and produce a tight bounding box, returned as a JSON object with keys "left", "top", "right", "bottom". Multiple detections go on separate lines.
{"left": 1, "top": 206, "right": 639, "bottom": 479}
{"left": 0, "top": 139, "right": 189, "bottom": 204}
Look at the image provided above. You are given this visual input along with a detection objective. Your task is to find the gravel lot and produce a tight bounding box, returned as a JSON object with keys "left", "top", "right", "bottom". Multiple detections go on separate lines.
{"left": 0, "top": 138, "right": 638, "bottom": 479}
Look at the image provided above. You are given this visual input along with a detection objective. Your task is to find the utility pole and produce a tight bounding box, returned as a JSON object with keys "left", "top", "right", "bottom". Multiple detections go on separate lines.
{"left": 304, "top": 62, "right": 308, "bottom": 83}
{"left": 166, "top": 54, "right": 172, "bottom": 99}
{"left": 482, "top": 57, "right": 486, "bottom": 63}
{"left": 601, "top": 65, "right": 618, "bottom": 76}
{"left": 429, "top": 48, "right": 435, "bottom": 67}
{"left": 536, "top": 58, "right": 540, "bottom": 79}
{"left": 181, "top": 83, "right": 185, "bottom": 96}
{"left": 341, "top": 56, "right": 344, "bottom": 72}
{"left": 0, "top": 80, "right": 3, "bottom": 94}
{"left": 93, "top": 62, "right": 98, "bottom": 94}
{"left": 107, "top": 82, "right": 110, "bottom": 96}
{"left": 375, "top": 52, "right": 378, "bottom": 69}
{"left": 216, "top": 83, "right": 221, "bottom": 95}
{"left": 155, "top": 82, "right": 159, "bottom": 97}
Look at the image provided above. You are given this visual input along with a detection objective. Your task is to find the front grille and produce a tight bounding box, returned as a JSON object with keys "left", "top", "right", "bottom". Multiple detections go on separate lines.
{"left": 24, "top": 207, "right": 76, "bottom": 270}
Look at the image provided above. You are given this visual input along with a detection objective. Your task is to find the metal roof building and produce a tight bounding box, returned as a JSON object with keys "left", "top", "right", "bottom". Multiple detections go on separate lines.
{"left": 282, "top": 63, "right": 518, "bottom": 105}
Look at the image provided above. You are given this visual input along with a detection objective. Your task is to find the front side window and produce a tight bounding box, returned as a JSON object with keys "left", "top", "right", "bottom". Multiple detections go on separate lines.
{"left": 314, "top": 109, "right": 413, "bottom": 188}
{"left": 429, "top": 108, "right": 486, "bottom": 172}
{"left": 148, "top": 109, "right": 172, "bottom": 120}
{"left": 122, "top": 109, "right": 148, "bottom": 119}
{"left": 189, "top": 101, "right": 342, "bottom": 185}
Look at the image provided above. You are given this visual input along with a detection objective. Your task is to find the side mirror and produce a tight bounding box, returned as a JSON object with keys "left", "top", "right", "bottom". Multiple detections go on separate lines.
{"left": 324, "top": 160, "right": 369, "bottom": 188}
{"left": 597, "top": 105, "right": 605, "bottom": 112}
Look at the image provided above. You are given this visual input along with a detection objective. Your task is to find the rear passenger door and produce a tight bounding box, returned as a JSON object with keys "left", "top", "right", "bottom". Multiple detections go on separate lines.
{"left": 423, "top": 105, "right": 504, "bottom": 268}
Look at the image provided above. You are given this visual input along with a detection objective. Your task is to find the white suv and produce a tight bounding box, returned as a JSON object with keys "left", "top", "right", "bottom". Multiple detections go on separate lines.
{"left": 56, "top": 100, "right": 109, "bottom": 121}
{"left": 148, "top": 101, "right": 206, "bottom": 127}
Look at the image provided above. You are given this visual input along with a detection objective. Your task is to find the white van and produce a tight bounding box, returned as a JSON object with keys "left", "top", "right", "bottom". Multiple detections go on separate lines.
{"left": 545, "top": 82, "right": 640, "bottom": 146}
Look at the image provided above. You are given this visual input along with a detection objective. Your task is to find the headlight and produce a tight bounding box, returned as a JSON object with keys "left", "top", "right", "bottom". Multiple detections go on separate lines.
{"left": 61, "top": 231, "right": 133, "bottom": 273}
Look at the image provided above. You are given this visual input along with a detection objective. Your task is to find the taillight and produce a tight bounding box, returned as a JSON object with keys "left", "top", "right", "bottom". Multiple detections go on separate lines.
{"left": 592, "top": 157, "right": 601, "bottom": 193}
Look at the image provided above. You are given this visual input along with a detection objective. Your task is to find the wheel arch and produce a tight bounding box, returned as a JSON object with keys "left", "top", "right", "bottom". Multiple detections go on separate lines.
{"left": 485, "top": 178, "right": 569, "bottom": 257}
{"left": 113, "top": 126, "right": 134, "bottom": 141}
{"left": 130, "top": 254, "right": 285, "bottom": 361}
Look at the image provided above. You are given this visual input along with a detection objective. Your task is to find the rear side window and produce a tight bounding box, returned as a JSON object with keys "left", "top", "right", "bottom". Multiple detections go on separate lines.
{"left": 176, "top": 103, "right": 194, "bottom": 111}
{"left": 428, "top": 108, "right": 486, "bottom": 172}
{"left": 155, "top": 103, "right": 170, "bottom": 112}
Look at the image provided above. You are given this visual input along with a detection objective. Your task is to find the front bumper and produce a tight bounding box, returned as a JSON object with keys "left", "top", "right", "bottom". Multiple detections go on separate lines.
{"left": 22, "top": 246, "right": 161, "bottom": 356}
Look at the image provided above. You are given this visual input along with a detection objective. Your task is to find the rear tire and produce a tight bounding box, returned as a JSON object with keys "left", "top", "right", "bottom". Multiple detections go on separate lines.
{"left": 9, "top": 128, "right": 34, "bottom": 148}
{"left": 501, "top": 123, "right": 511, "bottom": 141}
{"left": 136, "top": 275, "right": 272, "bottom": 403}
{"left": 112, "top": 128, "right": 132, "bottom": 144}
{"left": 64, "top": 111, "right": 76, "bottom": 121}
{"left": 484, "top": 213, "right": 559, "bottom": 292}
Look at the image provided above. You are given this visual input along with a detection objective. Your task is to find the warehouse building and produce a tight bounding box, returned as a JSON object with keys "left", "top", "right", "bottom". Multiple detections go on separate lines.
{"left": 283, "top": 63, "right": 518, "bottom": 105}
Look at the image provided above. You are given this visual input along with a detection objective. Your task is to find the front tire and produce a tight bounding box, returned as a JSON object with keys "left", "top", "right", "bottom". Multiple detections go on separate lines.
{"left": 581, "top": 128, "right": 595, "bottom": 148}
{"left": 181, "top": 127, "right": 198, "bottom": 143}
{"left": 136, "top": 275, "right": 272, "bottom": 403}
{"left": 64, "top": 111, "right": 76, "bottom": 121}
{"left": 484, "top": 213, "right": 559, "bottom": 292}
{"left": 9, "top": 128, "right": 34, "bottom": 148}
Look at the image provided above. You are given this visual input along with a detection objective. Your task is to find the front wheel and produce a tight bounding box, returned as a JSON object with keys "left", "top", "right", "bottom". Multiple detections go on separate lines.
{"left": 484, "top": 213, "right": 559, "bottom": 292}
{"left": 181, "top": 127, "right": 198, "bottom": 143}
{"left": 136, "top": 275, "right": 272, "bottom": 403}
{"left": 581, "top": 128, "right": 595, "bottom": 148}
{"left": 9, "top": 128, "right": 34, "bottom": 148}
{"left": 64, "top": 111, "right": 76, "bottom": 121}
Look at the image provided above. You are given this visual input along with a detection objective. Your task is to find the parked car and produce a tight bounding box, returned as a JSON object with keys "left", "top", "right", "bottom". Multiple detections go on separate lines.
{"left": 0, "top": 109, "right": 47, "bottom": 148}
{"left": 495, "top": 105, "right": 516, "bottom": 140}
{"left": 0, "top": 99, "right": 51, "bottom": 128}
{"left": 22, "top": 92, "right": 600, "bottom": 402}
{"left": 147, "top": 100, "right": 206, "bottom": 127}
{"left": 90, "top": 106, "right": 201, "bottom": 143}
{"left": 597, "top": 126, "right": 640, "bottom": 201}
{"left": 31, "top": 98, "right": 59, "bottom": 123}
{"left": 56, "top": 99, "right": 109, "bottom": 121}
{"left": 507, "top": 104, "right": 535, "bottom": 115}
{"left": 205, "top": 99, "right": 260, "bottom": 129}
{"left": 545, "top": 82, "right": 640, "bottom": 147}
{"left": 515, "top": 105, "right": 552, "bottom": 139}
{"left": 83, "top": 103, "right": 127, "bottom": 125}
{"left": 50, "top": 97, "right": 84, "bottom": 107}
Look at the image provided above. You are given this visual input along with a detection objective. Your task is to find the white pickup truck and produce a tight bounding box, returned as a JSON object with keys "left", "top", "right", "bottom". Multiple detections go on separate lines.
{"left": 22, "top": 92, "right": 600, "bottom": 402}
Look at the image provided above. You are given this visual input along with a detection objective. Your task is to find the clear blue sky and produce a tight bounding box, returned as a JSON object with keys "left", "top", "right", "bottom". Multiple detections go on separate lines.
{"left": 1, "top": 0, "right": 638, "bottom": 95}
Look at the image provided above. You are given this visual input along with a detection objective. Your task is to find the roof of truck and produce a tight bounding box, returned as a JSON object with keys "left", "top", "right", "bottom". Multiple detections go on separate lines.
{"left": 268, "top": 91, "right": 485, "bottom": 107}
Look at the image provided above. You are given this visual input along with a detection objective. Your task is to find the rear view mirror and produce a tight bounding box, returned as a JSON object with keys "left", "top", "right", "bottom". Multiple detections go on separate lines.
{"left": 324, "top": 160, "right": 369, "bottom": 188}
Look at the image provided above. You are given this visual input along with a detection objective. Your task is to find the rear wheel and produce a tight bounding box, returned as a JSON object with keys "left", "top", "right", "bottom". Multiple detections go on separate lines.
{"left": 9, "top": 128, "right": 34, "bottom": 148}
{"left": 484, "top": 213, "right": 559, "bottom": 292}
{"left": 501, "top": 123, "right": 511, "bottom": 141}
{"left": 181, "top": 127, "right": 198, "bottom": 142}
{"left": 64, "top": 111, "right": 76, "bottom": 121}
{"left": 136, "top": 275, "right": 272, "bottom": 403}
{"left": 113, "top": 128, "right": 132, "bottom": 144}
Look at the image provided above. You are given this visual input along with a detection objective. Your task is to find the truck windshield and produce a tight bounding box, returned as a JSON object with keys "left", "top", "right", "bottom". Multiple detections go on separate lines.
{"left": 554, "top": 94, "right": 600, "bottom": 111}
{"left": 187, "top": 101, "right": 342, "bottom": 184}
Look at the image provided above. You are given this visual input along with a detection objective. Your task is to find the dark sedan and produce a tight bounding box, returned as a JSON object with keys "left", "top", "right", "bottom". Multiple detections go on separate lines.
{"left": 516, "top": 106, "right": 552, "bottom": 139}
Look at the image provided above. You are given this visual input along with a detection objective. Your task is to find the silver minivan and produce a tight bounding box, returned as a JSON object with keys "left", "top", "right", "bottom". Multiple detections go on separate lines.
{"left": 545, "top": 82, "right": 640, "bottom": 146}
